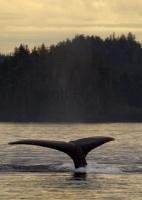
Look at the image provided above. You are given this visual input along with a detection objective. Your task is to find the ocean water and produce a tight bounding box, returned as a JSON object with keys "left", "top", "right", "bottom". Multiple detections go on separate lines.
{"left": 0, "top": 123, "right": 141, "bottom": 200}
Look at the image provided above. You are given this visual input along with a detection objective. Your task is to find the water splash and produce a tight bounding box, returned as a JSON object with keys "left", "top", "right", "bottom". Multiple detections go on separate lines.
{"left": 1, "top": 162, "right": 140, "bottom": 174}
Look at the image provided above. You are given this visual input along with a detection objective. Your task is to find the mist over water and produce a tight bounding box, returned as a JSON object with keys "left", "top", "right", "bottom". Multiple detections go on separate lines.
{"left": 0, "top": 123, "right": 141, "bottom": 199}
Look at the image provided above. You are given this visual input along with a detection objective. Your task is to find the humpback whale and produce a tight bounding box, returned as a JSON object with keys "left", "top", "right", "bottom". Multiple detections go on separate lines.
{"left": 9, "top": 136, "right": 114, "bottom": 169}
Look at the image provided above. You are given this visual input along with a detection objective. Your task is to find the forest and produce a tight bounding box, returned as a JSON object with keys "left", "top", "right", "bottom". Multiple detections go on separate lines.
{"left": 0, "top": 32, "right": 142, "bottom": 122}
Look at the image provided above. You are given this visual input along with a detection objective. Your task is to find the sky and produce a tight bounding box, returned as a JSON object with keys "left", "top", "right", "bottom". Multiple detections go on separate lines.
{"left": 0, "top": 0, "right": 142, "bottom": 53}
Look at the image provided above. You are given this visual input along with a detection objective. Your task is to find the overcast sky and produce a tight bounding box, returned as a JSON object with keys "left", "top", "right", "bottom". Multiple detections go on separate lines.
{"left": 0, "top": 0, "right": 142, "bottom": 53}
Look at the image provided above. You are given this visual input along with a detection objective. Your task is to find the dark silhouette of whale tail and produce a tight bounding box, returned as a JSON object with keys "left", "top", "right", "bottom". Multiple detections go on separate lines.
{"left": 9, "top": 136, "right": 114, "bottom": 168}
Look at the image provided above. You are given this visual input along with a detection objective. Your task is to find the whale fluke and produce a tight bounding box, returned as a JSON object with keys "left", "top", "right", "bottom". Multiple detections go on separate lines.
{"left": 9, "top": 136, "right": 114, "bottom": 168}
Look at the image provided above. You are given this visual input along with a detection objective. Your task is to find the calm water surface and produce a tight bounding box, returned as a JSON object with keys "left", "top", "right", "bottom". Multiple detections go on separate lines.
{"left": 0, "top": 123, "right": 141, "bottom": 200}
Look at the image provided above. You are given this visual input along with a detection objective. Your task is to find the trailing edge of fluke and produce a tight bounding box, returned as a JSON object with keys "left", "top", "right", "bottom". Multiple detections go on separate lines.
{"left": 9, "top": 136, "right": 114, "bottom": 169}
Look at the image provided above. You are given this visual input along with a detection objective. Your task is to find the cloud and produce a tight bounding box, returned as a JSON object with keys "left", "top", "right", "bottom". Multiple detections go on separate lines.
{"left": 0, "top": 0, "right": 142, "bottom": 52}
{"left": 1, "top": 0, "right": 141, "bottom": 29}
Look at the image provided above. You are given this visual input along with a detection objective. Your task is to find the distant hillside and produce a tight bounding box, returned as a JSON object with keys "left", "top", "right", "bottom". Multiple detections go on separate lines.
{"left": 0, "top": 33, "right": 142, "bottom": 122}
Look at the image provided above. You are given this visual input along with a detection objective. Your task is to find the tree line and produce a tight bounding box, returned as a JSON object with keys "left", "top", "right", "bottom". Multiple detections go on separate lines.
{"left": 0, "top": 32, "right": 142, "bottom": 122}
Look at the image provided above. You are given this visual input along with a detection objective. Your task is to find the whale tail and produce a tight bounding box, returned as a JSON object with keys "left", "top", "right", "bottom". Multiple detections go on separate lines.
{"left": 9, "top": 136, "right": 114, "bottom": 168}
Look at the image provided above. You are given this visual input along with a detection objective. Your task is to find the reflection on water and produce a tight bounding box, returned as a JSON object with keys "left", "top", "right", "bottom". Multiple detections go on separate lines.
{"left": 0, "top": 173, "right": 142, "bottom": 200}
{"left": 0, "top": 123, "right": 142, "bottom": 199}
{"left": 72, "top": 172, "right": 87, "bottom": 180}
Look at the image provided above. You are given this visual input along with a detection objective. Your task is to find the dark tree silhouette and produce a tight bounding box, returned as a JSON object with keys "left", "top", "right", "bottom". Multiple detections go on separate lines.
{"left": 0, "top": 33, "right": 142, "bottom": 122}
